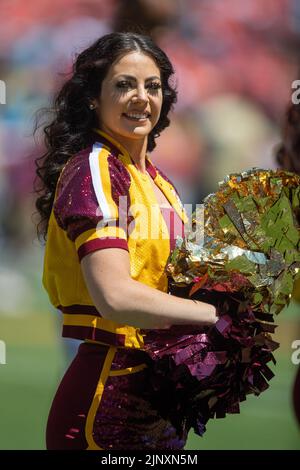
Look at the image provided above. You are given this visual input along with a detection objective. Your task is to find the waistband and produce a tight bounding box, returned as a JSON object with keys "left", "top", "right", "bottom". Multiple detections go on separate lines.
{"left": 58, "top": 304, "right": 146, "bottom": 349}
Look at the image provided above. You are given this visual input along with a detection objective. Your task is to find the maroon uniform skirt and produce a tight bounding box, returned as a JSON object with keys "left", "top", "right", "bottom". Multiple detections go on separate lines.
{"left": 46, "top": 342, "right": 188, "bottom": 450}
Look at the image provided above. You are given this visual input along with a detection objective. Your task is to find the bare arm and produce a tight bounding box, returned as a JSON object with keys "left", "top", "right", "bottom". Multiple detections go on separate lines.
{"left": 81, "top": 248, "right": 217, "bottom": 329}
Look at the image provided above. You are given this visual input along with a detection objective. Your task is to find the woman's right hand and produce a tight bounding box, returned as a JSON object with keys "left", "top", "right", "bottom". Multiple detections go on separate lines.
{"left": 192, "top": 300, "right": 218, "bottom": 326}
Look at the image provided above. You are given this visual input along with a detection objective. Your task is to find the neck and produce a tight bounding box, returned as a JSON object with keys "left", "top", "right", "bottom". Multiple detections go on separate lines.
{"left": 100, "top": 125, "right": 148, "bottom": 174}
{"left": 123, "top": 138, "right": 148, "bottom": 173}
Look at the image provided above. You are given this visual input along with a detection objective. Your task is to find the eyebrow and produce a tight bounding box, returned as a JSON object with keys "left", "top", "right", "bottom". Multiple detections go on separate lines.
{"left": 115, "top": 74, "right": 161, "bottom": 81}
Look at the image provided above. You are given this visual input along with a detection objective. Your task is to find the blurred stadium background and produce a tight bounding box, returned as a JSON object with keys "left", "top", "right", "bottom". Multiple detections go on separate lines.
{"left": 0, "top": 0, "right": 299, "bottom": 449}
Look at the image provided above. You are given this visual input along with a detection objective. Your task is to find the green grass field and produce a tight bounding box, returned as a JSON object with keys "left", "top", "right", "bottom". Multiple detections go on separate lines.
{"left": 0, "top": 305, "right": 299, "bottom": 450}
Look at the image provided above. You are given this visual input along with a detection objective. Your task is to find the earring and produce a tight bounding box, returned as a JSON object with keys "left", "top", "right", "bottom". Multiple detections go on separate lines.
{"left": 89, "top": 103, "right": 95, "bottom": 110}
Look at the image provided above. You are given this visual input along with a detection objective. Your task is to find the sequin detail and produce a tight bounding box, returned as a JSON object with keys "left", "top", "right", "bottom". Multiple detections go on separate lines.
{"left": 46, "top": 342, "right": 188, "bottom": 450}
{"left": 92, "top": 348, "right": 188, "bottom": 450}
{"left": 53, "top": 147, "right": 131, "bottom": 242}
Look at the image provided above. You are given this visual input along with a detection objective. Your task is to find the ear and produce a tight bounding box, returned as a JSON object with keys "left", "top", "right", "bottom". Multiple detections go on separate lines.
{"left": 89, "top": 99, "right": 99, "bottom": 110}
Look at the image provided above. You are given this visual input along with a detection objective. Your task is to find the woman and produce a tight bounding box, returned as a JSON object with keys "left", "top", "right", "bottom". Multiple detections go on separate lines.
{"left": 34, "top": 32, "right": 217, "bottom": 450}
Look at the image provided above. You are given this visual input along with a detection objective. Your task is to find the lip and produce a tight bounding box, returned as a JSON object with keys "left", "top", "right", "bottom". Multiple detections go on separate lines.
{"left": 122, "top": 113, "right": 151, "bottom": 122}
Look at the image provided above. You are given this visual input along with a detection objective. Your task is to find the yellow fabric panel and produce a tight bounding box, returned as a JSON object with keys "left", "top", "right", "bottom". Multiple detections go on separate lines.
{"left": 154, "top": 172, "right": 189, "bottom": 224}
{"left": 118, "top": 152, "right": 171, "bottom": 292}
{"left": 43, "top": 211, "right": 95, "bottom": 307}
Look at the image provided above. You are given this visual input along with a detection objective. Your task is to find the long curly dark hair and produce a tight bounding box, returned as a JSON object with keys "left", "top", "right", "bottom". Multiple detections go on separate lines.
{"left": 34, "top": 32, "right": 177, "bottom": 242}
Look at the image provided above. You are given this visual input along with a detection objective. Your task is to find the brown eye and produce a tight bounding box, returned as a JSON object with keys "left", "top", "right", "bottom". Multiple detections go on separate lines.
{"left": 116, "top": 80, "right": 132, "bottom": 89}
{"left": 148, "top": 82, "right": 161, "bottom": 90}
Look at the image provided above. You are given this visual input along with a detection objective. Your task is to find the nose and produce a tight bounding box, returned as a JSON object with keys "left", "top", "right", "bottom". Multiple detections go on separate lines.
{"left": 132, "top": 84, "right": 148, "bottom": 103}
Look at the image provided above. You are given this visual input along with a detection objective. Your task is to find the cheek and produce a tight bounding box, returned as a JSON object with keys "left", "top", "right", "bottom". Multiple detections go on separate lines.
{"left": 152, "top": 97, "right": 163, "bottom": 121}
{"left": 100, "top": 87, "right": 124, "bottom": 113}
{"left": 99, "top": 98, "right": 123, "bottom": 124}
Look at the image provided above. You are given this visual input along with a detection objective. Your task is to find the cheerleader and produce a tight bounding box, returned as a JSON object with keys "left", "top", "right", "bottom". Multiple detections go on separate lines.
{"left": 34, "top": 32, "right": 217, "bottom": 450}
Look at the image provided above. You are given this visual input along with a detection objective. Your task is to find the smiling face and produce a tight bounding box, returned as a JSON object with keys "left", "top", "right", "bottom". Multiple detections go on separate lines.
{"left": 93, "top": 51, "right": 163, "bottom": 146}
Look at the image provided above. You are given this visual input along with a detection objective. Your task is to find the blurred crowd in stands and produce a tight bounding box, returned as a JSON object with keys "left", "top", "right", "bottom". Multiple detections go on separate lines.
{"left": 0, "top": 0, "right": 300, "bottom": 312}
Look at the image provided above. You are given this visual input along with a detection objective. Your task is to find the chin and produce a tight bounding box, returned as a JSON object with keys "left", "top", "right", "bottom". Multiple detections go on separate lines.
{"left": 121, "top": 126, "right": 151, "bottom": 138}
